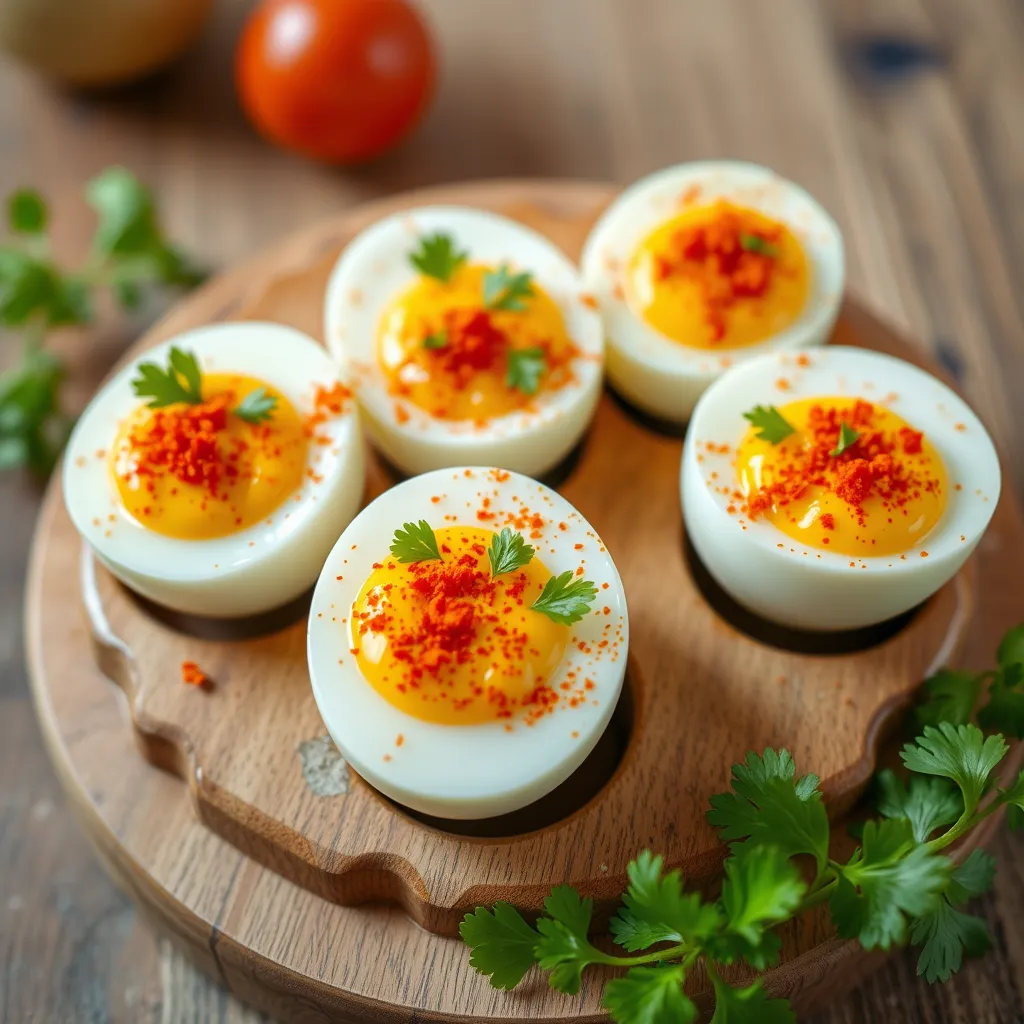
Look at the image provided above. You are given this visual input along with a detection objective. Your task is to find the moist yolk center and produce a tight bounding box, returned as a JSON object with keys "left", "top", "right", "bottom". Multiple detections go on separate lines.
{"left": 736, "top": 397, "right": 947, "bottom": 557}
{"left": 627, "top": 199, "right": 811, "bottom": 350}
{"left": 351, "top": 525, "right": 568, "bottom": 725}
{"left": 377, "top": 263, "right": 579, "bottom": 422}
{"left": 111, "top": 372, "right": 308, "bottom": 540}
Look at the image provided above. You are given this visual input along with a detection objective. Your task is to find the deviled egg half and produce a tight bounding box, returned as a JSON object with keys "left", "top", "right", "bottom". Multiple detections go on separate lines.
{"left": 582, "top": 160, "right": 844, "bottom": 423}
{"left": 682, "top": 346, "right": 1000, "bottom": 631}
{"left": 64, "top": 322, "right": 364, "bottom": 617}
{"left": 307, "top": 467, "right": 628, "bottom": 819}
{"left": 324, "top": 206, "right": 604, "bottom": 477}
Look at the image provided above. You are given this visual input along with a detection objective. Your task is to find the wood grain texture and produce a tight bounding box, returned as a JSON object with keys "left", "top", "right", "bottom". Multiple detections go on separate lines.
{"left": 25, "top": 181, "right": 1024, "bottom": 1022}
{"left": 4, "top": 0, "right": 1024, "bottom": 1021}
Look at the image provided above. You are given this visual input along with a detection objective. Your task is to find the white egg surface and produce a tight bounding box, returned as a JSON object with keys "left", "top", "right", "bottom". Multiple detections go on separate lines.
{"left": 63, "top": 322, "right": 364, "bottom": 617}
{"left": 682, "top": 346, "right": 1000, "bottom": 631}
{"left": 323, "top": 206, "right": 604, "bottom": 477}
{"left": 581, "top": 161, "right": 845, "bottom": 423}
{"left": 307, "top": 467, "right": 629, "bottom": 820}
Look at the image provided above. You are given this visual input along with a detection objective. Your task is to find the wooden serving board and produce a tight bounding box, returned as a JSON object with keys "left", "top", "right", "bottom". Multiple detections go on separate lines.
{"left": 27, "top": 181, "right": 1024, "bottom": 1021}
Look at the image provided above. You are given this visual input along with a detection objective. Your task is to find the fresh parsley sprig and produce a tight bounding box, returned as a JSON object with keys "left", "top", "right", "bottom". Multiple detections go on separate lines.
{"left": 0, "top": 168, "right": 203, "bottom": 475}
{"left": 461, "top": 623, "right": 1024, "bottom": 1022}
{"left": 531, "top": 571, "right": 598, "bottom": 625}
{"left": 483, "top": 264, "right": 535, "bottom": 311}
{"left": 487, "top": 528, "right": 534, "bottom": 578}
{"left": 409, "top": 232, "right": 467, "bottom": 283}
{"left": 234, "top": 387, "right": 279, "bottom": 424}
{"left": 131, "top": 346, "right": 203, "bottom": 407}
{"left": 743, "top": 404, "right": 796, "bottom": 444}
{"left": 390, "top": 521, "right": 442, "bottom": 564}
{"left": 831, "top": 421, "right": 860, "bottom": 457}
{"left": 505, "top": 347, "right": 547, "bottom": 396}
{"left": 740, "top": 233, "right": 779, "bottom": 258}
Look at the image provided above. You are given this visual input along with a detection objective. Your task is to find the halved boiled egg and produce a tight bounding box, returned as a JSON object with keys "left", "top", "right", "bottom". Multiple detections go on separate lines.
{"left": 582, "top": 161, "right": 844, "bottom": 422}
{"left": 64, "top": 322, "right": 364, "bottom": 617}
{"left": 682, "top": 346, "right": 1000, "bottom": 631}
{"left": 323, "top": 206, "right": 604, "bottom": 477}
{"left": 307, "top": 467, "right": 629, "bottom": 819}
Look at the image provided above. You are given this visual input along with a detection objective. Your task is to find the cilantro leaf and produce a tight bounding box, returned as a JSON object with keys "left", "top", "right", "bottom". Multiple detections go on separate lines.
{"left": 914, "top": 668, "right": 981, "bottom": 730}
{"left": 1009, "top": 805, "right": 1024, "bottom": 831}
{"left": 910, "top": 900, "right": 991, "bottom": 983}
{"left": 739, "top": 234, "right": 779, "bottom": 259}
{"left": 874, "top": 769, "right": 963, "bottom": 843}
{"left": 535, "top": 885, "right": 603, "bottom": 995}
{"left": 998, "top": 625, "right": 1024, "bottom": 669}
{"left": 709, "top": 977, "right": 795, "bottom": 1024}
{"left": 829, "top": 818, "right": 951, "bottom": 949}
{"left": 901, "top": 723, "right": 1008, "bottom": 815}
{"left": 530, "top": 571, "right": 598, "bottom": 625}
{"left": 487, "top": 527, "right": 534, "bottom": 578}
{"left": 422, "top": 329, "right": 448, "bottom": 350}
{"left": 8, "top": 189, "right": 47, "bottom": 234}
{"left": 996, "top": 769, "right": 1024, "bottom": 819}
{"left": 459, "top": 902, "right": 539, "bottom": 990}
{"left": 947, "top": 849, "right": 996, "bottom": 905}
{"left": 0, "top": 348, "right": 69, "bottom": 475}
{"left": 408, "top": 232, "right": 468, "bottom": 283}
{"left": 234, "top": 387, "right": 278, "bottom": 424}
{"left": 706, "top": 748, "right": 830, "bottom": 873}
{"left": 720, "top": 844, "right": 805, "bottom": 945}
{"left": 131, "top": 346, "right": 204, "bottom": 408}
{"left": 830, "top": 422, "right": 860, "bottom": 457}
{"left": 390, "top": 521, "right": 442, "bottom": 564}
{"left": 484, "top": 264, "right": 535, "bottom": 311}
{"left": 602, "top": 966, "right": 695, "bottom": 1024}
{"left": 609, "top": 851, "right": 722, "bottom": 953}
{"left": 978, "top": 663, "right": 1024, "bottom": 738}
{"left": 505, "top": 346, "right": 547, "bottom": 395}
{"left": 742, "top": 405, "right": 795, "bottom": 444}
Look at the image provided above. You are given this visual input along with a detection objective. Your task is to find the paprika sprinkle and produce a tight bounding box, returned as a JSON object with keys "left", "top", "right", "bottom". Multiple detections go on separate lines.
{"left": 351, "top": 525, "right": 592, "bottom": 726}
{"left": 111, "top": 372, "right": 331, "bottom": 540}
{"left": 627, "top": 199, "right": 811, "bottom": 349}
{"left": 735, "top": 396, "right": 947, "bottom": 557}
{"left": 377, "top": 262, "right": 580, "bottom": 421}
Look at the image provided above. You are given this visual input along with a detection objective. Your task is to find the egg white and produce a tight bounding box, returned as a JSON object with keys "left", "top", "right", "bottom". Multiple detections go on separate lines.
{"left": 581, "top": 160, "right": 845, "bottom": 423}
{"left": 682, "top": 346, "right": 1001, "bottom": 631}
{"left": 63, "top": 322, "right": 365, "bottom": 617}
{"left": 307, "top": 467, "right": 629, "bottom": 820}
{"left": 323, "top": 206, "right": 604, "bottom": 478}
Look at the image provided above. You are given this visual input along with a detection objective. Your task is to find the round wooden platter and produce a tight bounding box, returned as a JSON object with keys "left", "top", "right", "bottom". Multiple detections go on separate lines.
{"left": 27, "top": 180, "right": 1024, "bottom": 1022}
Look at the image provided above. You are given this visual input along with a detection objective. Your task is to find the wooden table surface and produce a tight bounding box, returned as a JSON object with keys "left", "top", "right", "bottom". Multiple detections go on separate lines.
{"left": 2, "top": 1, "right": 1023, "bottom": 1021}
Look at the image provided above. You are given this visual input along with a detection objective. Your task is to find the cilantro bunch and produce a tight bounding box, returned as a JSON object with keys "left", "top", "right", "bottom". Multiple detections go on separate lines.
{"left": 461, "top": 625, "right": 1024, "bottom": 1023}
{"left": 0, "top": 168, "right": 202, "bottom": 475}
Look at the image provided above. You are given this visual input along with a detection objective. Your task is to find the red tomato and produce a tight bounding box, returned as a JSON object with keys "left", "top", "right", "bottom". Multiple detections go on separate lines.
{"left": 236, "top": 0, "right": 435, "bottom": 164}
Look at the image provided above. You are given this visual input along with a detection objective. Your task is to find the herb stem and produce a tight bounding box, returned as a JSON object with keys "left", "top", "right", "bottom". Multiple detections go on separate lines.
{"left": 590, "top": 942, "right": 691, "bottom": 969}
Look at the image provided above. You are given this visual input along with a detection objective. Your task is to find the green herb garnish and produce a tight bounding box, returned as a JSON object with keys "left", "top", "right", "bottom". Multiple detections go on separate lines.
{"left": 530, "top": 571, "right": 598, "bottom": 625}
{"left": 742, "top": 404, "right": 796, "bottom": 444}
{"left": 487, "top": 528, "right": 534, "bottom": 578}
{"left": 740, "top": 233, "right": 779, "bottom": 258}
{"left": 830, "top": 421, "right": 860, "bottom": 457}
{"left": 409, "top": 232, "right": 467, "bottom": 283}
{"left": 131, "top": 346, "right": 203, "bottom": 408}
{"left": 459, "top": 624, "right": 1024, "bottom": 1022}
{"left": 483, "top": 264, "right": 535, "bottom": 311}
{"left": 390, "top": 520, "right": 442, "bottom": 563}
{"left": 505, "top": 347, "right": 547, "bottom": 396}
{"left": 423, "top": 329, "right": 448, "bottom": 350}
{"left": 234, "top": 387, "right": 278, "bottom": 424}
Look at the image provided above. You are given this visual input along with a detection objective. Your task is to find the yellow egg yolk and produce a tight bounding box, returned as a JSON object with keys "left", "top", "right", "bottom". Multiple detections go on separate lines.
{"left": 111, "top": 372, "right": 308, "bottom": 540}
{"left": 627, "top": 199, "right": 811, "bottom": 349}
{"left": 735, "top": 397, "right": 947, "bottom": 557}
{"left": 377, "top": 263, "right": 580, "bottom": 421}
{"left": 351, "top": 526, "right": 570, "bottom": 726}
